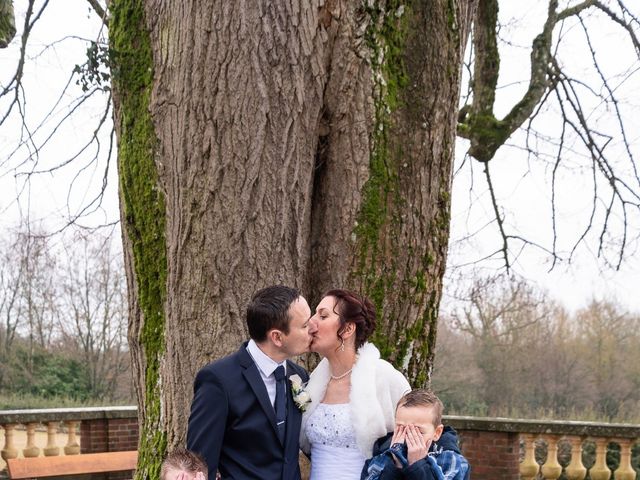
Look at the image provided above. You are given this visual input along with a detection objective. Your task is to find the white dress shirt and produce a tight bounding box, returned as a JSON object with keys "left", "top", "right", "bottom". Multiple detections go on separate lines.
{"left": 246, "top": 339, "right": 287, "bottom": 407}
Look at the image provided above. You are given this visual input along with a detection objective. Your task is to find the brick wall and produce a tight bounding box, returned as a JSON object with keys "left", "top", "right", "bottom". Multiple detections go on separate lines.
{"left": 107, "top": 418, "right": 139, "bottom": 452}
{"left": 457, "top": 429, "right": 520, "bottom": 480}
{"left": 81, "top": 417, "right": 138, "bottom": 453}
{"left": 78, "top": 417, "right": 524, "bottom": 480}
{"left": 81, "top": 416, "right": 139, "bottom": 480}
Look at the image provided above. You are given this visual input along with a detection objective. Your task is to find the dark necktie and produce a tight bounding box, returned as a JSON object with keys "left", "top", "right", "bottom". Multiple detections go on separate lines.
{"left": 273, "top": 365, "right": 286, "bottom": 443}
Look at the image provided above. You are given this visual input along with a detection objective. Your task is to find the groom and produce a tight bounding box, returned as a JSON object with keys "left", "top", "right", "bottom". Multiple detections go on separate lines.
{"left": 187, "top": 285, "right": 313, "bottom": 480}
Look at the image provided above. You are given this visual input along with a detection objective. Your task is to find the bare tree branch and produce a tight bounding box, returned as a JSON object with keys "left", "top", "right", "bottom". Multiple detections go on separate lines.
{"left": 456, "top": 0, "right": 640, "bottom": 272}
{"left": 86, "top": 0, "right": 108, "bottom": 24}
{"left": 482, "top": 161, "right": 510, "bottom": 269}
{"left": 458, "top": 0, "right": 638, "bottom": 163}
{"left": 591, "top": 1, "right": 640, "bottom": 56}
{"left": 557, "top": 1, "right": 598, "bottom": 22}
{"left": 458, "top": 0, "right": 560, "bottom": 162}
{"left": 1, "top": 1, "right": 115, "bottom": 232}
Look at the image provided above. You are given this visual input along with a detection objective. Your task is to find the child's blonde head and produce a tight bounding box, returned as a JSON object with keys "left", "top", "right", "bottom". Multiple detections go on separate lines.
{"left": 160, "top": 449, "right": 208, "bottom": 480}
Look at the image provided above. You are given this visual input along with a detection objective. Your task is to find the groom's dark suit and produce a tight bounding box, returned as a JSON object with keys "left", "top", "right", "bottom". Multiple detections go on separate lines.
{"left": 187, "top": 343, "right": 309, "bottom": 480}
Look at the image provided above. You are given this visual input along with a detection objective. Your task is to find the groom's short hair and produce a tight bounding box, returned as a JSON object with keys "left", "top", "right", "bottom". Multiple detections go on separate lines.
{"left": 247, "top": 285, "right": 300, "bottom": 342}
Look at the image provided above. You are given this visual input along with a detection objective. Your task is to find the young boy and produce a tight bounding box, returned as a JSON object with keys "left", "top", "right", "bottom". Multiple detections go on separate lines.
{"left": 161, "top": 449, "right": 208, "bottom": 480}
{"left": 361, "top": 389, "right": 470, "bottom": 480}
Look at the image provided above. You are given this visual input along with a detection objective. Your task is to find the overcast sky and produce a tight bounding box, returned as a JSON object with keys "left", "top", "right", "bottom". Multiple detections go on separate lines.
{"left": 0, "top": 1, "right": 117, "bottom": 232}
{"left": 2, "top": 1, "right": 639, "bottom": 314}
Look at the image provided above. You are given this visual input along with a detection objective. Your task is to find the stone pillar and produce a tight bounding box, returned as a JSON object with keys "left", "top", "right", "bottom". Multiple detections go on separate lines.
{"left": 64, "top": 420, "right": 81, "bottom": 455}
{"left": 23, "top": 422, "right": 41, "bottom": 458}
{"left": 1, "top": 423, "right": 18, "bottom": 460}
{"left": 43, "top": 421, "right": 60, "bottom": 456}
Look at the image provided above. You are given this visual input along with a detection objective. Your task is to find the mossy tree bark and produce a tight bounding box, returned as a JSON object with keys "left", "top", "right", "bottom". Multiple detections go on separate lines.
{"left": 109, "top": 1, "right": 476, "bottom": 477}
{"left": 0, "top": 0, "right": 16, "bottom": 48}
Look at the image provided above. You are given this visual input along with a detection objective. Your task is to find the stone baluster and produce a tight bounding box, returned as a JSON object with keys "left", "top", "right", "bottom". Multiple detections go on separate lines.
{"left": 23, "top": 422, "right": 41, "bottom": 457}
{"left": 613, "top": 439, "right": 636, "bottom": 480}
{"left": 64, "top": 420, "right": 80, "bottom": 455}
{"left": 564, "top": 436, "right": 587, "bottom": 480}
{"left": 541, "top": 435, "right": 563, "bottom": 480}
{"left": 43, "top": 421, "right": 60, "bottom": 456}
{"left": 1, "top": 423, "right": 19, "bottom": 460}
{"left": 589, "top": 438, "right": 611, "bottom": 480}
{"left": 520, "top": 433, "right": 540, "bottom": 480}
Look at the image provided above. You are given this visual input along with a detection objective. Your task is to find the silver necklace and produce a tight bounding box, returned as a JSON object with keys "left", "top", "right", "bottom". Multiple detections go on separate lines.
{"left": 330, "top": 368, "right": 353, "bottom": 380}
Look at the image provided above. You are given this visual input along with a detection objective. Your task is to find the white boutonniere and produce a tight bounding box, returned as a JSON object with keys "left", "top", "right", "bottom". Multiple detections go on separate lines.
{"left": 289, "top": 374, "right": 311, "bottom": 412}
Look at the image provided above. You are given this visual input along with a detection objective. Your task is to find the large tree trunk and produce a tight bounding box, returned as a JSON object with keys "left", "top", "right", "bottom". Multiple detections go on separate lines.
{"left": 109, "top": 0, "right": 475, "bottom": 478}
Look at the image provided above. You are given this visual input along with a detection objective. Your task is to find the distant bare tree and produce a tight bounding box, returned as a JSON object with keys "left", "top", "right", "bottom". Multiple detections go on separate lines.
{"left": 0, "top": 225, "right": 58, "bottom": 379}
{"left": 0, "top": 225, "right": 130, "bottom": 400}
{"left": 14, "top": 228, "right": 58, "bottom": 372}
{"left": 0, "top": 234, "right": 25, "bottom": 388}
{"left": 430, "top": 319, "right": 485, "bottom": 414}
{"left": 448, "top": 274, "right": 555, "bottom": 413}
{"left": 58, "top": 230, "right": 128, "bottom": 399}
{"left": 527, "top": 308, "right": 593, "bottom": 415}
{"left": 574, "top": 300, "right": 640, "bottom": 418}
{"left": 437, "top": 275, "right": 640, "bottom": 419}
{"left": 451, "top": 274, "right": 550, "bottom": 341}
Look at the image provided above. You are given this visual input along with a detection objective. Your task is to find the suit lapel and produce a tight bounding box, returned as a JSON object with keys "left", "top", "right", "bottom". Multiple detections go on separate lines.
{"left": 238, "top": 346, "right": 279, "bottom": 438}
{"left": 284, "top": 361, "right": 302, "bottom": 451}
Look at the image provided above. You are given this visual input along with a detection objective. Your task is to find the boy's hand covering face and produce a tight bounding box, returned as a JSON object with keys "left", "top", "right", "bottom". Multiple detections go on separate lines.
{"left": 390, "top": 424, "right": 407, "bottom": 467}
{"left": 394, "top": 404, "right": 445, "bottom": 465}
{"left": 391, "top": 423, "right": 406, "bottom": 445}
{"left": 405, "top": 424, "right": 429, "bottom": 465}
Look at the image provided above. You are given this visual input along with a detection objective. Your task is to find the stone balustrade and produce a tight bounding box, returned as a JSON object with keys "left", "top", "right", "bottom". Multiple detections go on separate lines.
{"left": 1, "top": 408, "right": 638, "bottom": 479}
{"left": 448, "top": 415, "right": 640, "bottom": 480}
{"left": 0, "top": 406, "right": 138, "bottom": 478}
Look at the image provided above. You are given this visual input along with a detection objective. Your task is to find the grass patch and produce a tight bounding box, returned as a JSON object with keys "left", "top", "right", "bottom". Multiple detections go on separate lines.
{"left": 0, "top": 393, "right": 133, "bottom": 410}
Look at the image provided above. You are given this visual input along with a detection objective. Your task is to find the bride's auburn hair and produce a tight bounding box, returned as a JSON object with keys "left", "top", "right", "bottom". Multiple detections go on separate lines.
{"left": 324, "top": 289, "right": 376, "bottom": 350}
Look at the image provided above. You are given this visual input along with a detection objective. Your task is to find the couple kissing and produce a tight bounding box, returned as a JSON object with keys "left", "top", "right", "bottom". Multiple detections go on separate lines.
{"left": 186, "top": 285, "right": 410, "bottom": 480}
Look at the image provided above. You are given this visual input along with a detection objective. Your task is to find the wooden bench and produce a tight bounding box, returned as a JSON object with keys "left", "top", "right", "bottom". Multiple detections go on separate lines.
{"left": 6, "top": 451, "right": 138, "bottom": 479}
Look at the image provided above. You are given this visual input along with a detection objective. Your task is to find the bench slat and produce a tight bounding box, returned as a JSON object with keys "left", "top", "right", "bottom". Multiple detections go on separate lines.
{"left": 7, "top": 451, "right": 138, "bottom": 479}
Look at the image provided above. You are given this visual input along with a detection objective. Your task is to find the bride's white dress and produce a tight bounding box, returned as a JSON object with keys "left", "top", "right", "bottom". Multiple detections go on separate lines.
{"left": 306, "top": 403, "right": 367, "bottom": 480}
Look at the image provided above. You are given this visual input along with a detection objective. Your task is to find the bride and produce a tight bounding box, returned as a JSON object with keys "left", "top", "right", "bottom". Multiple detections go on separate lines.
{"left": 300, "top": 289, "right": 410, "bottom": 479}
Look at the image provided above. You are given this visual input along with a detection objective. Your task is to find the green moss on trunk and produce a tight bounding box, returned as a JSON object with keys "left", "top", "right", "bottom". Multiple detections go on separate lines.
{"left": 0, "top": 0, "right": 16, "bottom": 48}
{"left": 467, "top": 113, "right": 510, "bottom": 162}
{"left": 110, "top": 0, "right": 167, "bottom": 478}
{"left": 353, "top": 2, "right": 460, "bottom": 384}
{"left": 357, "top": 2, "right": 445, "bottom": 374}
{"left": 354, "top": 1, "right": 410, "bottom": 360}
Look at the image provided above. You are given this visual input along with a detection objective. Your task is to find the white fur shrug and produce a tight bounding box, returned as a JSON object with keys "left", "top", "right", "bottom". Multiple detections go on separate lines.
{"left": 299, "top": 342, "right": 411, "bottom": 457}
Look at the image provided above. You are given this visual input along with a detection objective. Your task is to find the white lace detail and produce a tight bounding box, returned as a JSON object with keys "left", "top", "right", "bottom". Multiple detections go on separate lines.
{"left": 306, "top": 403, "right": 359, "bottom": 449}
{"left": 306, "top": 403, "right": 366, "bottom": 479}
